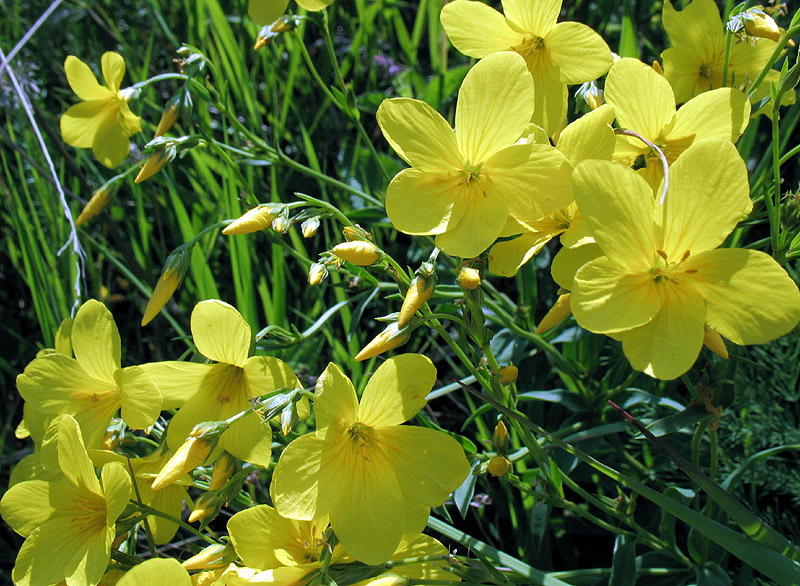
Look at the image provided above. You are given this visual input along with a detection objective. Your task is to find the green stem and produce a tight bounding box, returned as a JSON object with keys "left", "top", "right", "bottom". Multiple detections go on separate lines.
{"left": 747, "top": 25, "right": 800, "bottom": 101}
{"left": 278, "top": 151, "right": 382, "bottom": 206}
{"left": 769, "top": 105, "right": 782, "bottom": 255}
{"left": 132, "top": 504, "right": 220, "bottom": 545}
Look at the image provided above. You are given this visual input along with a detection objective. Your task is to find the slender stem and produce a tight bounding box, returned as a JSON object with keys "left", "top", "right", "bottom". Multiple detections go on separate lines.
{"left": 747, "top": 25, "right": 800, "bottom": 101}
{"left": 132, "top": 504, "right": 221, "bottom": 545}
{"left": 769, "top": 105, "right": 782, "bottom": 255}
{"left": 722, "top": 28, "right": 733, "bottom": 87}
{"left": 126, "top": 456, "right": 157, "bottom": 558}
{"left": 278, "top": 151, "right": 383, "bottom": 206}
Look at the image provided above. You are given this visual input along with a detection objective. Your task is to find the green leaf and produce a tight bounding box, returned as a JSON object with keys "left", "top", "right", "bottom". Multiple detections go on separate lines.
{"left": 609, "top": 534, "right": 638, "bottom": 586}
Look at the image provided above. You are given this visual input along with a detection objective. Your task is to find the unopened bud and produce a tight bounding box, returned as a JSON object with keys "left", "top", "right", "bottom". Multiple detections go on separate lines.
{"left": 398, "top": 275, "right": 435, "bottom": 328}
{"left": 155, "top": 103, "right": 180, "bottom": 137}
{"left": 254, "top": 17, "right": 295, "bottom": 50}
{"left": 76, "top": 184, "right": 117, "bottom": 226}
{"left": 308, "top": 262, "right": 327, "bottom": 286}
{"left": 652, "top": 60, "right": 663, "bottom": 76}
{"left": 272, "top": 213, "right": 291, "bottom": 233}
{"left": 456, "top": 267, "right": 481, "bottom": 290}
{"left": 534, "top": 293, "right": 572, "bottom": 334}
{"left": 332, "top": 241, "right": 380, "bottom": 266}
{"left": 301, "top": 217, "right": 320, "bottom": 238}
{"left": 587, "top": 92, "right": 604, "bottom": 110}
{"left": 745, "top": 12, "right": 781, "bottom": 42}
{"left": 135, "top": 150, "right": 171, "bottom": 183}
{"left": 342, "top": 226, "right": 368, "bottom": 241}
{"left": 280, "top": 402, "right": 298, "bottom": 436}
{"left": 703, "top": 327, "right": 729, "bottom": 359}
{"left": 188, "top": 491, "right": 221, "bottom": 524}
{"left": 142, "top": 247, "right": 192, "bottom": 326}
{"left": 355, "top": 322, "right": 409, "bottom": 361}
{"left": 498, "top": 366, "right": 518, "bottom": 385}
{"left": 181, "top": 543, "right": 237, "bottom": 570}
{"left": 223, "top": 204, "right": 281, "bottom": 235}
{"left": 491, "top": 421, "right": 508, "bottom": 452}
{"left": 151, "top": 421, "right": 226, "bottom": 490}
{"left": 209, "top": 453, "right": 236, "bottom": 490}
{"left": 487, "top": 455, "right": 511, "bottom": 477}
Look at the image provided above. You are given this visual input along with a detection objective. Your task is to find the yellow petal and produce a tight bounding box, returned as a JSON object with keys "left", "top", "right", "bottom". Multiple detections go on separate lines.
{"left": 272, "top": 433, "right": 327, "bottom": 521}
{"left": 100, "top": 52, "right": 126, "bottom": 92}
{"left": 248, "top": 0, "right": 289, "bottom": 26}
{"left": 72, "top": 300, "right": 121, "bottom": 382}
{"left": 663, "top": 0, "right": 723, "bottom": 57}
{"left": 530, "top": 59, "right": 567, "bottom": 137}
{"left": 41, "top": 414, "right": 102, "bottom": 494}
{"left": 605, "top": 58, "right": 676, "bottom": 140}
{"left": 385, "top": 169, "right": 458, "bottom": 235}
{"left": 666, "top": 88, "right": 750, "bottom": 152}
{"left": 550, "top": 241, "right": 602, "bottom": 289}
{"left": 313, "top": 362, "right": 359, "bottom": 436}
{"left": 488, "top": 229, "right": 557, "bottom": 277}
{"left": 137, "top": 361, "right": 210, "bottom": 409}
{"left": 660, "top": 45, "right": 712, "bottom": 105}
{"left": 221, "top": 411, "right": 272, "bottom": 467}
{"left": 377, "top": 98, "right": 461, "bottom": 172}
{"left": 358, "top": 354, "right": 435, "bottom": 428}
{"left": 295, "top": 0, "right": 333, "bottom": 10}
{"left": 117, "top": 558, "right": 192, "bottom": 586}
{"left": 440, "top": 1, "right": 524, "bottom": 58}
{"left": 502, "top": 0, "right": 561, "bottom": 36}
{"left": 92, "top": 109, "right": 133, "bottom": 168}
{"left": 535, "top": 293, "right": 572, "bottom": 333}
{"left": 556, "top": 104, "right": 616, "bottom": 166}
{"left": 546, "top": 21, "right": 613, "bottom": 84}
{"left": 116, "top": 366, "right": 162, "bottom": 430}
{"left": 619, "top": 283, "right": 706, "bottom": 380}
{"left": 60, "top": 100, "right": 116, "bottom": 149}
{"left": 101, "top": 461, "right": 132, "bottom": 526}
{"left": 0, "top": 480, "right": 62, "bottom": 536}
{"left": 684, "top": 248, "right": 800, "bottom": 345}
{"left": 191, "top": 300, "right": 251, "bottom": 366}
{"left": 455, "top": 52, "right": 533, "bottom": 162}
{"left": 64, "top": 56, "right": 113, "bottom": 101}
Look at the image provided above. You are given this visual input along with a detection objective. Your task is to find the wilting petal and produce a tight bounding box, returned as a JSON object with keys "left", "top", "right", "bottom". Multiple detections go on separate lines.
{"left": 191, "top": 300, "right": 251, "bottom": 366}
{"left": 358, "top": 355, "right": 435, "bottom": 428}
{"left": 605, "top": 58, "right": 676, "bottom": 140}
{"left": 572, "top": 256, "right": 662, "bottom": 334}
{"left": 64, "top": 56, "right": 113, "bottom": 101}
{"left": 377, "top": 98, "right": 461, "bottom": 171}
{"left": 684, "top": 248, "right": 800, "bottom": 345}
{"left": 440, "top": 1, "right": 524, "bottom": 58}
{"left": 547, "top": 22, "right": 612, "bottom": 84}
{"left": 620, "top": 283, "right": 706, "bottom": 380}
{"left": 385, "top": 169, "right": 458, "bottom": 235}
{"left": 455, "top": 52, "right": 533, "bottom": 162}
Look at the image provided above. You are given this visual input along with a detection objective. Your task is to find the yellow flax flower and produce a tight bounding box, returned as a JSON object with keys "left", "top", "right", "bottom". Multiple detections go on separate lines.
{"left": 570, "top": 139, "right": 800, "bottom": 379}
{"left": 271, "top": 354, "right": 470, "bottom": 565}
{"left": 17, "top": 300, "right": 162, "bottom": 448}
{"left": 139, "top": 300, "right": 302, "bottom": 467}
{"left": 440, "top": 0, "right": 613, "bottom": 135}
{"left": 60, "top": 52, "right": 141, "bottom": 169}
{"left": 0, "top": 414, "right": 131, "bottom": 586}
{"left": 377, "top": 51, "right": 572, "bottom": 259}
{"left": 661, "top": 0, "right": 778, "bottom": 104}
{"left": 605, "top": 58, "right": 750, "bottom": 189}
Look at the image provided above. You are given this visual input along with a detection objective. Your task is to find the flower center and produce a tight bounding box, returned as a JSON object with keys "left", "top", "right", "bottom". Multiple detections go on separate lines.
{"left": 70, "top": 495, "right": 106, "bottom": 536}
{"left": 512, "top": 35, "right": 546, "bottom": 59}
{"left": 458, "top": 163, "right": 481, "bottom": 185}
{"left": 214, "top": 364, "right": 246, "bottom": 404}
{"left": 650, "top": 249, "right": 693, "bottom": 283}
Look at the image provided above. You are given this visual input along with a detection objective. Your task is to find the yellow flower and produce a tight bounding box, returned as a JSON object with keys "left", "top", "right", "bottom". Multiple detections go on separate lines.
{"left": 1, "top": 415, "right": 131, "bottom": 586}
{"left": 570, "top": 139, "right": 800, "bottom": 379}
{"left": 377, "top": 51, "right": 572, "bottom": 259}
{"left": 17, "top": 300, "right": 162, "bottom": 448}
{"left": 271, "top": 355, "right": 470, "bottom": 564}
{"left": 440, "top": 0, "right": 612, "bottom": 135}
{"left": 117, "top": 558, "right": 192, "bottom": 586}
{"left": 139, "top": 300, "right": 302, "bottom": 467}
{"left": 60, "top": 52, "right": 142, "bottom": 168}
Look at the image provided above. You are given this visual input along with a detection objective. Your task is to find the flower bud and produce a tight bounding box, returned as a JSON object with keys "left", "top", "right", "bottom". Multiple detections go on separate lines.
{"left": 652, "top": 60, "right": 663, "bottom": 76}
{"left": 155, "top": 103, "right": 180, "bottom": 137}
{"left": 703, "top": 327, "right": 729, "bottom": 359}
{"left": 487, "top": 455, "right": 511, "bottom": 477}
{"left": 586, "top": 91, "right": 604, "bottom": 111}
{"left": 342, "top": 226, "right": 368, "bottom": 241}
{"left": 151, "top": 435, "right": 214, "bottom": 490}
{"left": 142, "top": 246, "right": 192, "bottom": 326}
{"left": 181, "top": 543, "right": 237, "bottom": 570}
{"left": 745, "top": 12, "right": 781, "bottom": 42}
{"left": 272, "top": 213, "right": 291, "bottom": 233}
{"left": 534, "top": 293, "right": 572, "bottom": 334}
{"left": 456, "top": 267, "right": 481, "bottom": 290}
{"left": 398, "top": 276, "right": 435, "bottom": 328}
{"left": 134, "top": 150, "right": 171, "bottom": 183}
{"left": 223, "top": 204, "right": 281, "bottom": 235}
{"left": 491, "top": 421, "right": 508, "bottom": 452}
{"left": 76, "top": 184, "right": 117, "bottom": 226}
{"left": 254, "top": 17, "right": 295, "bottom": 51}
{"left": 209, "top": 453, "right": 236, "bottom": 491}
{"left": 332, "top": 241, "right": 379, "bottom": 266}
{"left": 355, "top": 322, "right": 409, "bottom": 361}
{"left": 308, "top": 262, "right": 327, "bottom": 286}
{"left": 498, "top": 365, "right": 518, "bottom": 385}
{"left": 301, "top": 217, "right": 320, "bottom": 238}
{"left": 188, "top": 491, "right": 221, "bottom": 524}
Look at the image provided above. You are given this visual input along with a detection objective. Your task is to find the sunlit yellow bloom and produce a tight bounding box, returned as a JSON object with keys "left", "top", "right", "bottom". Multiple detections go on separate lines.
{"left": 378, "top": 52, "right": 572, "bottom": 258}
{"left": 272, "top": 355, "right": 470, "bottom": 564}
{"left": 1, "top": 415, "right": 131, "bottom": 586}
{"left": 60, "top": 52, "right": 141, "bottom": 168}
{"left": 17, "top": 300, "right": 162, "bottom": 448}
{"left": 140, "top": 300, "right": 302, "bottom": 467}
{"left": 570, "top": 139, "right": 800, "bottom": 379}
{"left": 440, "top": 0, "right": 612, "bottom": 135}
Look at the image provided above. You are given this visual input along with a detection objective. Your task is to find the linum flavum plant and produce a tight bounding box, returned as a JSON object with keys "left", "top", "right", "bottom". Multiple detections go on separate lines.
{"left": 6, "top": 0, "right": 800, "bottom": 585}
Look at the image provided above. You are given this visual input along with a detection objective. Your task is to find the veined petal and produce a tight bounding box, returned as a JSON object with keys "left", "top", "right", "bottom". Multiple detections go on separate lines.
{"left": 92, "top": 110, "right": 133, "bottom": 169}
{"left": 377, "top": 98, "right": 461, "bottom": 171}
{"left": 41, "top": 414, "right": 102, "bottom": 495}
{"left": 147, "top": 484, "right": 187, "bottom": 544}
{"left": 137, "top": 361, "right": 210, "bottom": 410}
{"left": 620, "top": 282, "right": 706, "bottom": 380}
{"left": 572, "top": 256, "right": 662, "bottom": 333}
{"left": 605, "top": 58, "right": 676, "bottom": 140}
{"left": 244, "top": 356, "right": 301, "bottom": 396}
{"left": 493, "top": 143, "right": 573, "bottom": 225}
{"left": 101, "top": 462, "right": 131, "bottom": 526}
{"left": 13, "top": 521, "right": 100, "bottom": 586}
{"left": 572, "top": 160, "right": 655, "bottom": 269}
{"left": 328, "top": 440, "right": 404, "bottom": 565}
{"left": 221, "top": 412, "right": 272, "bottom": 467}
{"left": 434, "top": 179, "right": 509, "bottom": 258}
{"left": 60, "top": 100, "right": 117, "bottom": 149}
{"left": 64, "top": 56, "right": 114, "bottom": 101}
{"left": 455, "top": 52, "right": 533, "bottom": 162}
{"left": 272, "top": 433, "right": 327, "bottom": 521}
{"left": 358, "top": 354, "right": 435, "bottom": 428}
{"left": 377, "top": 426, "right": 469, "bottom": 507}
{"left": 550, "top": 241, "right": 602, "bottom": 290}
{"left": 0, "top": 480, "right": 61, "bottom": 536}
{"left": 440, "top": 1, "right": 524, "bottom": 58}
{"left": 556, "top": 104, "right": 616, "bottom": 166}
{"left": 684, "top": 249, "right": 800, "bottom": 345}
{"left": 661, "top": 45, "right": 713, "bottom": 105}
{"left": 385, "top": 169, "right": 458, "bottom": 235}
{"left": 663, "top": 0, "right": 723, "bottom": 57}
{"left": 659, "top": 139, "right": 750, "bottom": 258}
{"left": 729, "top": 37, "right": 777, "bottom": 79}
{"left": 191, "top": 300, "right": 251, "bottom": 366}
{"left": 502, "top": 0, "right": 561, "bottom": 36}
{"left": 530, "top": 59, "right": 567, "bottom": 137}
{"left": 314, "top": 362, "right": 359, "bottom": 438}
{"left": 667, "top": 88, "right": 750, "bottom": 147}
{"left": 248, "top": 0, "right": 289, "bottom": 26}
{"left": 116, "top": 366, "right": 162, "bottom": 430}
{"left": 547, "top": 22, "right": 613, "bottom": 84}
{"left": 116, "top": 101, "right": 142, "bottom": 137}
{"left": 116, "top": 558, "right": 192, "bottom": 586}
{"left": 100, "top": 52, "right": 126, "bottom": 92}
